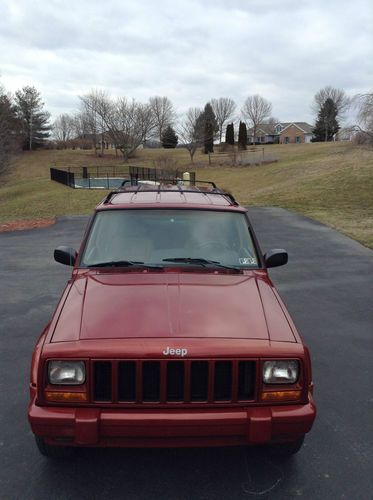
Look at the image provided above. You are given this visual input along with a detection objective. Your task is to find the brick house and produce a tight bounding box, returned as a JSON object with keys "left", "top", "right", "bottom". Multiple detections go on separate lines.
{"left": 275, "top": 122, "right": 314, "bottom": 144}
{"left": 247, "top": 122, "right": 314, "bottom": 144}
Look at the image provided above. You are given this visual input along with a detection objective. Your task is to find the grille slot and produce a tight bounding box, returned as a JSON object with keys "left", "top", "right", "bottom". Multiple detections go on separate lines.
{"left": 190, "top": 361, "right": 209, "bottom": 401}
{"left": 118, "top": 361, "right": 136, "bottom": 401}
{"left": 142, "top": 362, "right": 161, "bottom": 402}
{"left": 214, "top": 361, "right": 232, "bottom": 401}
{"left": 167, "top": 362, "right": 184, "bottom": 402}
{"left": 92, "top": 359, "right": 256, "bottom": 404}
{"left": 93, "top": 361, "right": 112, "bottom": 401}
{"left": 238, "top": 361, "right": 256, "bottom": 400}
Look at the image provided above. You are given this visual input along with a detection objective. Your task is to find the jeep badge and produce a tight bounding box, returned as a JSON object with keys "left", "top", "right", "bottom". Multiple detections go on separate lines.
{"left": 162, "top": 346, "right": 188, "bottom": 357}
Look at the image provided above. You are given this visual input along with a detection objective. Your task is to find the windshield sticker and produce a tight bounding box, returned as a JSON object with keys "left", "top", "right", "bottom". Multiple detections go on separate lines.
{"left": 239, "top": 257, "right": 257, "bottom": 265}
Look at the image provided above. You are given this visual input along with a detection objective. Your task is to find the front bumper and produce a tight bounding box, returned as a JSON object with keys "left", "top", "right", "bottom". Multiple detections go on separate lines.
{"left": 28, "top": 394, "right": 316, "bottom": 448}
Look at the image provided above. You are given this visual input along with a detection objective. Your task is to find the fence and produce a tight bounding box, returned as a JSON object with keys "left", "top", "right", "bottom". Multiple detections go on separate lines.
{"left": 50, "top": 165, "right": 196, "bottom": 189}
{"left": 50, "top": 167, "right": 75, "bottom": 187}
{"left": 129, "top": 166, "right": 196, "bottom": 184}
{"left": 50, "top": 165, "right": 130, "bottom": 189}
{"left": 208, "top": 148, "right": 277, "bottom": 166}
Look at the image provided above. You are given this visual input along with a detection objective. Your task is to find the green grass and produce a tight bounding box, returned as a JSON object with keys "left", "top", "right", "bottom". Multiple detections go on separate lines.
{"left": 1, "top": 143, "right": 373, "bottom": 248}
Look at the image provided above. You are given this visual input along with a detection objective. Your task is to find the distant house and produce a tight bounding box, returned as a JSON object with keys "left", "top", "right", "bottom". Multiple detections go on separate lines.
{"left": 275, "top": 122, "right": 314, "bottom": 144}
{"left": 247, "top": 122, "right": 314, "bottom": 144}
{"left": 335, "top": 127, "right": 354, "bottom": 141}
{"left": 74, "top": 132, "right": 116, "bottom": 150}
{"left": 247, "top": 124, "right": 278, "bottom": 144}
{"left": 143, "top": 139, "right": 162, "bottom": 149}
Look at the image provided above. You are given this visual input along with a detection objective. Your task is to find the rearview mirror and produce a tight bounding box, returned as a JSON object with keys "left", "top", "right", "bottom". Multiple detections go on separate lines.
{"left": 264, "top": 249, "right": 288, "bottom": 268}
{"left": 54, "top": 246, "right": 77, "bottom": 266}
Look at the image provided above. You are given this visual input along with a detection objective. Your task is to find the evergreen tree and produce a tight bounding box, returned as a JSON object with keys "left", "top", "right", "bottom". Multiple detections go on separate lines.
{"left": 14, "top": 86, "right": 51, "bottom": 150}
{"left": 225, "top": 123, "right": 235, "bottom": 145}
{"left": 313, "top": 97, "right": 340, "bottom": 142}
{"left": 196, "top": 103, "right": 219, "bottom": 154}
{"left": 238, "top": 121, "right": 247, "bottom": 149}
{"left": 0, "top": 85, "right": 22, "bottom": 173}
{"left": 161, "top": 125, "right": 178, "bottom": 148}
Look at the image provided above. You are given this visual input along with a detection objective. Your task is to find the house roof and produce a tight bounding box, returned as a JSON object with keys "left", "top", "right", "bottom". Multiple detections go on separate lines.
{"left": 247, "top": 124, "right": 277, "bottom": 135}
{"left": 279, "top": 122, "right": 314, "bottom": 134}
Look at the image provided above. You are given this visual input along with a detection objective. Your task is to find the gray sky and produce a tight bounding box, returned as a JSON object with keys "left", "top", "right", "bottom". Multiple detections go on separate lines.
{"left": 0, "top": 0, "right": 372, "bottom": 124}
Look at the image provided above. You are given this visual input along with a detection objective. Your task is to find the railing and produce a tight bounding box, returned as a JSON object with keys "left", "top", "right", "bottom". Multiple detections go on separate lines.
{"left": 50, "top": 165, "right": 197, "bottom": 189}
{"left": 50, "top": 167, "right": 75, "bottom": 187}
{"left": 50, "top": 165, "right": 130, "bottom": 189}
{"left": 129, "top": 166, "right": 196, "bottom": 185}
{"left": 208, "top": 148, "right": 277, "bottom": 166}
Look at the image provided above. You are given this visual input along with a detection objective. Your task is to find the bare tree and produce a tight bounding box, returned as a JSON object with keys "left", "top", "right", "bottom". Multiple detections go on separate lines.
{"left": 177, "top": 107, "right": 204, "bottom": 162}
{"left": 80, "top": 92, "right": 156, "bottom": 161}
{"left": 312, "top": 86, "right": 350, "bottom": 121}
{"left": 242, "top": 95, "right": 272, "bottom": 145}
{"left": 353, "top": 92, "right": 373, "bottom": 143}
{"left": 71, "top": 111, "right": 89, "bottom": 138}
{"left": 149, "top": 96, "right": 175, "bottom": 144}
{"left": 79, "top": 90, "right": 108, "bottom": 154}
{"left": 53, "top": 113, "right": 75, "bottom": 147}
{"left": 211, "top": 97, "right": 236, "bottom": 143}
{"left": 110, "top": 98, "right": 156, "bottom": 160}
{"left": 262, "top": 116, "right": 280, "bottom": 135}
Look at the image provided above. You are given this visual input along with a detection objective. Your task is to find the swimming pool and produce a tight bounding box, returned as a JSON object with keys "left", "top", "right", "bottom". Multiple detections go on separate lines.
{"left": 74, "top": 177, "right": 125, "bottom": 189}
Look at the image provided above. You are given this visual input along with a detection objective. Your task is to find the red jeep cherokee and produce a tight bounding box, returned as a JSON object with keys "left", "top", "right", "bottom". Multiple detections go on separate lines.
{"left": 28, "top": 181, "right": 316, "bottom": 458}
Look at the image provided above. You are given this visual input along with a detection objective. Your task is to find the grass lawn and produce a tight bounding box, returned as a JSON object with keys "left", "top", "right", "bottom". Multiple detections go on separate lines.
{"left": 1, "top": 143, "right": 373, "bottom": 248}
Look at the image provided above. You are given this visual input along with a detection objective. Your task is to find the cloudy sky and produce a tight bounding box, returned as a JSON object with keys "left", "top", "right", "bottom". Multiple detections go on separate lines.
{"left": 0, "top": 0, "right": 371, "bottom": 123}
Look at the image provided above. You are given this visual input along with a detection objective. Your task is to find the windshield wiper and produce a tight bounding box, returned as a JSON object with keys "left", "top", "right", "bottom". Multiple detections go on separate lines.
{"left": 87, "top": 260, "right": 163, "bottom": 269}
{"left": 162, "top": 257, "right": 241, "bottom": 271}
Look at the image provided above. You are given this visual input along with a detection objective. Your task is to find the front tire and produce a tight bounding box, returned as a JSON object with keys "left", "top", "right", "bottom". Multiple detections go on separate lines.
{"left": 35, "top": 436, "right": 74, "bottom": 459}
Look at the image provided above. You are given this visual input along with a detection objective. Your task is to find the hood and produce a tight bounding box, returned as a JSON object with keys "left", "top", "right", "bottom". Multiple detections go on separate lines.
{"left": 51, "top": 272, "right": 296, "bottom": 343}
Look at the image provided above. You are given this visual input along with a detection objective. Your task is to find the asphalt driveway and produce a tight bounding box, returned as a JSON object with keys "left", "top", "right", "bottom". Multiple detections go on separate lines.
{"left": 0, "top": 208, "right": 372, "bottom": 499}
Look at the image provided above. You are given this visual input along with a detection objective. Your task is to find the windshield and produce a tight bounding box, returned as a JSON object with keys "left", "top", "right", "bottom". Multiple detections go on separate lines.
{"left": 81, "top": 209, "right": 259, "bottom": 269}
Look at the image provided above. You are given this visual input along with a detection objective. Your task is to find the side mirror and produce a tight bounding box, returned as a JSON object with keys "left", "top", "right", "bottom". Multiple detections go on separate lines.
{"left": 54, "top": 246, "right": 78, "bottom": 266}
{"left": 264, "top": 249, "right": 288, "bottom": 268}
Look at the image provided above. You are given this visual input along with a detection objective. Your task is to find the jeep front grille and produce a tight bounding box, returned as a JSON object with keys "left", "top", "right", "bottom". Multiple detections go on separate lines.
{"left": 92, "top": 360, "right": 256, "bottom": 404}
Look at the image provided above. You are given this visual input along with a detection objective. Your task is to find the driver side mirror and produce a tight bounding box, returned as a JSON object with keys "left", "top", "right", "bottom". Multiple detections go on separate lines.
{"left": 54, "top": 246, "right": 78, "bottom": 266}
{"left": 264, "top": 249, "right": 288, "bottom": 268}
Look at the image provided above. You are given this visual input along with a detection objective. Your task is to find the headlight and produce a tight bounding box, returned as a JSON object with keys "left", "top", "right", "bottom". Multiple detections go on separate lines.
{"left": 48, "top": 360, "right": 85, "bottom": 385}
{"left": 263, "top": 360, "right": 299, "bottom": 384}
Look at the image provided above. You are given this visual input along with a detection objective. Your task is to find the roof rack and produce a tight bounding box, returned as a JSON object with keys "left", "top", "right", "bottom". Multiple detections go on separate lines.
{"left": 102, "top": 178, "right": 238, "bottom": 206}
{"left": 121, "top": 178, "right": 218, "bottom": 188}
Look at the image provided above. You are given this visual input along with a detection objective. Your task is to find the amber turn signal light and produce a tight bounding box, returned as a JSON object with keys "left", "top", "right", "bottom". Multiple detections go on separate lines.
{"left": 260, "top": 390, "right": 302, "bottom": 402}
{"left": 45, "top": 391, "right": 88, "bottom": 403}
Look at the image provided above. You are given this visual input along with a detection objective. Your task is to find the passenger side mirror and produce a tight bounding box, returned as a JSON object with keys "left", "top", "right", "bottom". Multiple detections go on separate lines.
{"left": 264, "top": 249, "right": 288, "bottom": 268}
{"left": 54, "top": 246, "right": 78, "bottom": 266}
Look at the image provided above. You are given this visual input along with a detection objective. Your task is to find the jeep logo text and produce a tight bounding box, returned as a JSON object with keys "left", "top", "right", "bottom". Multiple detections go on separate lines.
{"left": 162, "top": 346, "right": 188, "bottom": 357}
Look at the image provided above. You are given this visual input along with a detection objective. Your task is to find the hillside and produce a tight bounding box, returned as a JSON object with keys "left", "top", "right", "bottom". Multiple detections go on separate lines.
{"left": 1, "top": 142, "right": 372, "bottom": 248}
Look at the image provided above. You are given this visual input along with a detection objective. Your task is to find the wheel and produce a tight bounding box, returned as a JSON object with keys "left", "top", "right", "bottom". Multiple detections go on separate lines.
{"left": 35, "top": 436, "right": 74, "bottom": 459}
{"left": 268, "top": 435, "right": 305, "bottom": 457}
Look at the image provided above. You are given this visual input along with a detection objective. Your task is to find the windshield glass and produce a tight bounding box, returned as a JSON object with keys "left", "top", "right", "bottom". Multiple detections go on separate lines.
{"left": 81, "top": 209, "right": 259, "bottom": 269}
